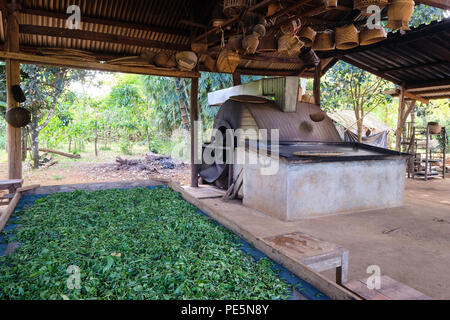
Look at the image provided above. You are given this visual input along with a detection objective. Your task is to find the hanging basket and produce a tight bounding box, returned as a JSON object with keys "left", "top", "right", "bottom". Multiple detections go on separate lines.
{"left": 176, "top": 51, "right": 198, "bottom": 71}
{"left": 5, "top": 107, "right": 31, "bottom": 128}
{"left": 204, "top": 55, "right": 217, "bottom": 72}
{"left": 359, "top": 27, "right": 387, "bottom": 45}
{"left": 335, "top": 24, "right": 359, "bottom": 50}
{"left": 242, "top": 34, "right": 260, "bottom": 54}
{"left": 191, "top": 42, "right": 208, "bottom": 54}
{"left": 280, "top": 18, "right": 301, "bottom": 35}
{"left": 211, "top": 2, "right": 226, "bottom": 27}
{"left": 256, "top": 35, "right": 277, "bottom": 53}
{"left": 299, "top": 47, "right": 320, "bottom": 67}
{"left": 354, "top": 0, "right": 388, "bottom": 11}
{"left": 223, "top": 0, "right": 256, "bottom": 17}
{"left": 386, "top": 0, "right": 415, "bottom": 31}
{"left": 267, "top": 2, "right": 281, "bottom": 17}
{"left": 252, "top": 24, "right": 266, "bottom": 38}
{"left": 227, "top": 34, "right": 243, "bottom": 51}
{"left": 312, "top": 31, "right": 335, "bottom": 51}
{"left": 217, "top": 49, "right": 241, "bottom": 73}
{"left": 323, "top": 0, "right": 338, "bottom": 8}
{"left": 297, "top": 26, "right": 317, "bottom": 47}
{"left": 428, "top": 122, "right": 442, "bottom": 134}
{"left": 287, "top": 38, "right": 304, "bottom": 56}
{"left": 277, "top": 34, "right": 297, "bottom": 54}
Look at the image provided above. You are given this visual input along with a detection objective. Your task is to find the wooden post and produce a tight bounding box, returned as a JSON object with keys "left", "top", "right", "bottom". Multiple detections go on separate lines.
{"left": 190, "top": 77, "right": 199, "bottom": 187}
{"left": 6, "top": 2, "right": 22, "bottom": 179}
{"left": 395, "top": 86, "right": 405, "bottom": 152}
{"left": 313, "top": 64, "right": 321, "bottom": 106}
{"left": 232, "top": 72, "right": 241, "bottom": 86}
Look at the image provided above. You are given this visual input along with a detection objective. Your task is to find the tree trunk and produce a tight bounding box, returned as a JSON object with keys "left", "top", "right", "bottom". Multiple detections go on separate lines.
{"left": 174, "top": 78, "right": 189, "bottom": 130}
{"left": 22, "top": 127, "right": 27, "bottom": 161}
{"left": 30, "top": 113, "right": 40, "bottom": 169}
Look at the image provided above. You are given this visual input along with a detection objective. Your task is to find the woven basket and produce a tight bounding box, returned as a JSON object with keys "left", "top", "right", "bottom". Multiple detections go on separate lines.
{"left": 204, "top": 55, "right": 217, "bottom": 72}
{"left": 154, "top": 52, "right": 177, "bottom": 68}
{"left": 267, "top": 2, "right": 281, "bottom": 17}
{"left": 354, "top": 0, "right": 388, "bottom": 11}
{"left": 176, "top": 51, "right": 198, "bottom": 71}
{"left": 386, "top": 0, "right": 415, "bottom": 30}
{"left": 297, "top": 26, "right": 317, "bottom": 47}
{"left": 277, "top": 34, "right": 297, "bottom": 54}
{"left": 323, "top": 0, "right": 338, "bottom": 8}
{"left": 191, "top": 42, "right": 208, "bottom": 54}
{"left": 359, "top": 27, "right": 387, "bottom": 45}
{"left": 302, "top": 94, "right": 312, "bottom": 103}
{"left": 252, "top": 24, "right": 266, "bottom": 38}
{"left": 312, "top": 31, "right": 335, "bottom": 51}
{"left": 223, "top": 0, "right": 255, "bottom": 17}
{"left": 287, "top": 38, "right": 304, "bottom": 56}
{"left": 217, "top": 49, "right": 241, "bottom": 73}
{"left": 227, "top": 34, "right": 243, "bottom": 51}
{"left": 242, "top": 34, "right": 260, "bottom": 54}
{"left": 281, "top": 18, "right": 301, "bottom": 35}
{"left": 335, "top": 24, "right": 359, "bottom": 50}
{"left": 256, "top": 35, "right": 277, "bottom": 53}
{"left": 298, "top": 47, "right": 320, "bottom": 67}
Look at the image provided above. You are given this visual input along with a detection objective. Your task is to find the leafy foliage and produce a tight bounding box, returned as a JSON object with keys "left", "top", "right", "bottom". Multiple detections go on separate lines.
{"left": 0, "top": 187, "right": 291, "bottom": 300}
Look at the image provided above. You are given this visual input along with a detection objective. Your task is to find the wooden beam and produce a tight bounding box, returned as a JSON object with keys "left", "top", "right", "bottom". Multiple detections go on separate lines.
{"left": 190, "top": 77, "right": 199, "bottom": 187}
{"left": 0, "top": 51, "right": 200, "bottom": 78}
{"left": 19, "top": 25, "right": 190, "bottom": 52}
{"left": 0, "top": 192, "right": 21, "bottom": 233}
{"left": 266, "top": 0, "right": 314, "bottom": 20}
{"left": 384, "top": 88, "right": 430, "bottom": 104}
{"left": 232, "top": 72, "right": 241, "bottom": 86}
{"left": 6, "top": 3, "right": 21, "bottom": 180}
{"left": 20, "top": 8, "right": 189, "bottom": 37}
{"left": 395, "top": 86, "right": 406, "bottom": 152}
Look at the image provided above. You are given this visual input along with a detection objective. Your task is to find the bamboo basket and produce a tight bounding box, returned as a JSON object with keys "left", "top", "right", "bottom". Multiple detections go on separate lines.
{"left": 223, "top": 0, "right": 255, "bottom": 17}
{"left": 217, "top": 49, "right": 241, "bottom": 73}
{"left": 5, "top": 107, "right": 31, "bottom": 128}
{"left": 287, "top": 38, "right": 304, "bottom": 56}
{"left": 204, "top": 55, "right": 217, "bottom": 72}
{"left": 227, "top": 34, "right": 243, "bottom": 51}
{"left": 297, "top": 26, "right": 317, "bottom": 47}
{"left": 335, "top": 24, "right": 359, "bottom": 50}
{"left": 386, "top": 0, "right": 415, "bottom": 30}
{"left": 154, "top": 52, "right": 177, "bottom": 68}
{"left": 191, "top": 42, "right": 209, "bottom": 54}
{"left": 242, "top": 34, "right": 260, "bottom": 54}
{"left": 277, "top": 34, "right": 297, "bottom": 54}
{"left": 312, "top": 31, "right": 335, "bottom": 51}
{"left": 359, "top": 27, "right": 387, "bottom": 45}
{"left": 323, "top": 0, "right": 338, "bottom": 8}
{"left": 176, "top": 51, "right": 198, "bottom": 71}
{"left": 252, "top": 24, "right": 266, "bottom": 37}
{"left": 281, "top": 18, "right": 301, "bottom": 35}
{"left": 256, "top": 35, "right": 277, "bottom": 53}
{"left": 354, "top": 0, "right": 388, "bottom": 11}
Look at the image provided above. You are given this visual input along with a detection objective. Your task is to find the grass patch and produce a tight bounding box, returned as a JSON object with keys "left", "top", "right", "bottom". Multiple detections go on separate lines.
{"left": 0, "top": 187, "right": 291, "bottom": 300}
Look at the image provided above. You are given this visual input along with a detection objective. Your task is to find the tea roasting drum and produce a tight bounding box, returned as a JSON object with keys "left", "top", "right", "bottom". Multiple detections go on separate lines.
{"left": 204, "top": 78, "right": 410, "bottom": 221}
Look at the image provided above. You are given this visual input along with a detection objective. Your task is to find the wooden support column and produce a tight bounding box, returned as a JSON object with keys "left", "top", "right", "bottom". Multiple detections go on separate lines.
{"left": 395, "top": 86, "right": 405, "bottom": 152}
{"left": 232, "top": 72, "right": 241, "bottom": 86}
{"left": 313, "top": 64, "right": 321, "bottom": 106}
{"left": 190, "top": 77, "right": 199, "bottom": 187}
{"left": 6, "top": 2, "right": 22, "bottom": 179}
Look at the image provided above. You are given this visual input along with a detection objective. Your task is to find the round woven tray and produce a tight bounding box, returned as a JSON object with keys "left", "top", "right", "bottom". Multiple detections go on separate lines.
{"left": 229, "top": 95, "right": 269, "bottom": 103}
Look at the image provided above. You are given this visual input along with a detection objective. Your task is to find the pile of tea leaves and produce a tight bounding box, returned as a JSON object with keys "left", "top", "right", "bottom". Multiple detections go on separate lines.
{"left": 0, "top": 187, "right": 291, "bottom": 300}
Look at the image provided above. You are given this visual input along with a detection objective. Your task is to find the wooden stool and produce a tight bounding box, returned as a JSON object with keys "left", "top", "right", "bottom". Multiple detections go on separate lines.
{"left": 263, "top": 232, "right": 349, "bottom": 284}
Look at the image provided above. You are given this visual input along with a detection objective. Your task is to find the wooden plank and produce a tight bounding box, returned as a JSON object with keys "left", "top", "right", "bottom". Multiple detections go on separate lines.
{"left": 16, "top": 184, "right": 40, "bottom": 193}
{"left": 171, "top": 182, "right": 360, "bottom": 300}
{"left": 19, "top": 25, "right": 190, "bottom": 52}
{"left": 0, "top": 192, "right": 21, "bottom": 233}
{"left": 182, "top": 185, "right": 226, "bottom": 199}
{"left": 0, "top": 51, "right": 200, "bottom": 78}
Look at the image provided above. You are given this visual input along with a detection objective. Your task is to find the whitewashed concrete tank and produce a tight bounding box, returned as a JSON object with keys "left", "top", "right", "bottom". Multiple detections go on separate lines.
{"left": 243, "top": 148, "right": 408, "bottom": 221}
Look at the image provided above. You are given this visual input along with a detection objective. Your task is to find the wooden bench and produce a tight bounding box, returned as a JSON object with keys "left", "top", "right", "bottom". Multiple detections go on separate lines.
{"left": 345, "top": 275, "right": 432, "bottom": 300}
{"left": 0, "top": 179, "right": 23, "bottom": 205}
{"left": 263, "top": 232, "right": 348, "bottom": 284}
